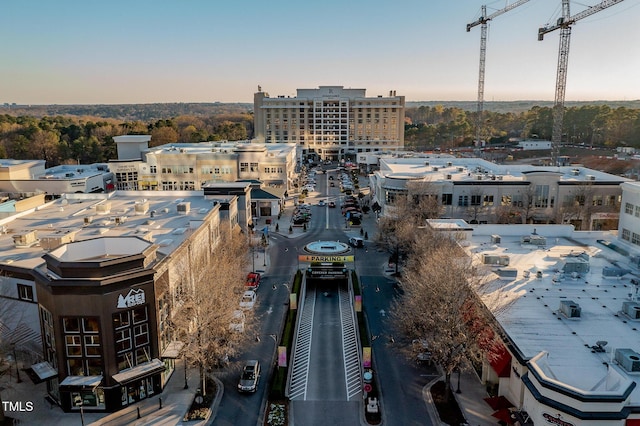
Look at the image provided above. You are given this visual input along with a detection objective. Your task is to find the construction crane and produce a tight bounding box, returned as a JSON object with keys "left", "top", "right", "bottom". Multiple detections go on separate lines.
{"left": 467, "top": 0, "right": 531, "bottom": 149}
{"left": 538, "top": 0, "right": 625, "bottom": 165}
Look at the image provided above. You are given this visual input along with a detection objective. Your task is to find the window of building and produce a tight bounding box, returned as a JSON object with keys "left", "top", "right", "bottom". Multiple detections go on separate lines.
{"left": 501, "top": 195, "right": 512, "bottom": 206}
{"left": 635, "top": 205, "right": 640, "bottom": 217}
{"left": 605, "top": 195, "right": 617, "bottom": 206}
{"left": 458, "top": 195, "right": 469, "bottom": 207}
{"left": 633, "top": 233, "right": 640, "bottom": 246}
{"left": 442, "top": 194, "right": 452, "bottom": 205}
{"left": 240, "top": 163, "right": 248, "bottom": 173}
{"left": 470, "top": 195, "right": 482, "bottom": 206}
{"left": 483, "top": 195, "right": 494, "bottom": 206}
{"left": 149, "top": 165, "right": 157, "bottom": 174}
{"left": 534, "top": 185, "right": 549, "bottom": 208}
{"left": 63, "top": 317, "right": 102, "bottom": 376}
{"left": 17, "top": 284, "right": 33, "bottom": 301}
{"left": 592, "top": 195, "right": 603, "bottom": 206}
{"left": 114, "top": 306, "right": 150, "bottom": 372}
{"left": 622, "top": 228, "right": 631, "bottom": 241}
{"left": 625, "top": 202, "right": 633, "bottom": 215}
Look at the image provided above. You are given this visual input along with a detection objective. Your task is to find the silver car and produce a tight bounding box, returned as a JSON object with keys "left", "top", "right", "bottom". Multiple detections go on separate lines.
{"left": 237, "top": 360, "right": 261, "bottom": 392}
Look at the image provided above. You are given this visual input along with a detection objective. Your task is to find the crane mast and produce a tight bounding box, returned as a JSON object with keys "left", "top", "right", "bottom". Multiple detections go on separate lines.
{"left": 538, "top": 0, "right": 625, "bottom": 165}
{"left": 467, "top": 0, "right": 530, "bottom": 149}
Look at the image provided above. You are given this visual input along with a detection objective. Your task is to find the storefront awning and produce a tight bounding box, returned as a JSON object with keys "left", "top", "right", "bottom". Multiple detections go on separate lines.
{"left": 60, "top": 375, "right": 103, "bottom": 389}
{"left": 112, "top": 359, "right": 165, "bottom": 384}
{"left": 161, "top": 341, "right": 185, "bottom": 359}
{"left": 26, "top": 361, "right": 57, "bottom": 384}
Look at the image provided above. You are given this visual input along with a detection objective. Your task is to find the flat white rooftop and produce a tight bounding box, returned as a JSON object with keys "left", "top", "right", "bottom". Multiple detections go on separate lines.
{"left": 0, "top": 191, "right": 217, "bottom": 270}
{"left": 467, "top": 225, "right": 640, "bottom": 402}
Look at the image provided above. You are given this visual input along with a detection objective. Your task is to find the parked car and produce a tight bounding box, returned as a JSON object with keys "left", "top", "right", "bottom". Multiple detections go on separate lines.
{"left": 328, "top": 175, "right": 334, "bottom": 180}
{"left": 349, "top": 237, "right": 364, "bottom": 248}
{"left": 239, "top": 290, "right": 257, "bottom": 310}
{"left": 328, "top": 201, "right": 336, "bottom": 208}
{"left": 330, "top": 182, "right": 335, "bottom": 187}
{"left": 318, "top": 200, "right": 326, "bottom": 207}
{"left": 245, "top": 272, "right": 261, "bottom": 290}
{"left": 229, "top": 310, "right": 246, "bottom": 333}
{"left": 237, "top": 360, "right": 261, "bottom": 392}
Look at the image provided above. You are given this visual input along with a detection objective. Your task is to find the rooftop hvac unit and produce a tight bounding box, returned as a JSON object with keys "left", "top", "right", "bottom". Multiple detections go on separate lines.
{"left": 432, "top": 166, "right": 439, "bottom": 171}
{"left": 40, "top": 231, "right": 77, "bottom": 250}
{"left": 425, "top": 161, "right": 429, "bottom": 166}
{"left": 457, "top": 167, "right": 464, "bottom": 172}
{"left": 476, "top": 175, "right": 483, "bottom": 180}
{"left": 446, "top": 174, "right": 452, "bottom": 180}
{"left": 114, "top": 216, "right": 127, "bottom": 225}
{"left": 177, "top": 202, "right": 191, "bottom": 215}
{"left": 497, "top": 176, "right": 503, "bottom": 180}
{"left": 559, "top": 300, "right": 581, "bottom": 318}
{"left": 615, "top": 348, "right": 640, "bottom": 372}
{"left": 482, "top": 254, "right": 510, "bottom": 266}
{"left": 602, "top": 266, "right": 630, "bottom": 278}
{"left": 134, "top": 201, "right": 150, "bottom": 215}
{"left": 96, "top": 202, "right": 112, "bottom": 214}
{"left": 521, "top": 235, "right": 546, "bottom": 246}
{"left": 572, "top": 168, "right": 580, "bottom": 176}
{"left": 496, "top": 268, "right": 518, "bottom": 279}
{"left": 622, "top": 301, "right": 640, "bottom": 319}
{"left": 446, "top": 162, "right": 452, "bottom": 167}
{"left": 13, "top": 230, "right": 38, "bottom": 248}
{"left": 84, "top": 216, "right": 93, "bottom": 226}
{"left": 491, "top": 234, "right": 501, "bottom": 244}
{"left": 587, "top": 175, "right": 596, "bottom": 181}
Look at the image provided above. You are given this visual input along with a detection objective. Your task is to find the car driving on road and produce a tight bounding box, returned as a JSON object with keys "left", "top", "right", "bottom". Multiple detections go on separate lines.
{"left": 237, "top": 360, "right": 261, "bottom": 392}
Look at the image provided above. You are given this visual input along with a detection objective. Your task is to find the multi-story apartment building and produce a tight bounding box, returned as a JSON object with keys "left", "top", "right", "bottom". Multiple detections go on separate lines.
{"left": 110, "top": 138, "right": 297, "bottom": 194}
{"left": 253, "top": 86, "right": 404, "bottom": 162}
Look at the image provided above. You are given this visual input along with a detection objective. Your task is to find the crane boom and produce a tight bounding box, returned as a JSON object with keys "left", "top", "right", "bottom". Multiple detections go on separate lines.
{"left": 538, "top": 0, "right": 625, "bottom": 165}
{"left": 538, "top": 0, "right": 625, "bottom": 39}
{"left": 466, "top": 0, "right": 530, "bottom": 149}
{"left": 466, "top": 0, "right": 531, "bottom": 31}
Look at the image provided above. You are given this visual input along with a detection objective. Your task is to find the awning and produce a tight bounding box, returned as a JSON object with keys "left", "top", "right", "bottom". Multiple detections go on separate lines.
{"left": 112, "top": 359, "right": 165, "bottom": 384}
{"left": 60, "top": 375, "right": 103, "bottom": 389}
{"left": 161, "top": 341, "right": 185, "bottom": 359}
{"left": 27, "top": 361, "right": 58, "bottom": 384}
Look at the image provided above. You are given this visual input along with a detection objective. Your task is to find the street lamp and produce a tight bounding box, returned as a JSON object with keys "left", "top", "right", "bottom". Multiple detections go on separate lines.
{"left": 183, "top": 355, "right": 189, "bottom": 390}
{"left": 12, "top": 343, "right": 21, "bottom": 383}
{"left": 456, "top": 368, "right": 461, "bottom": 394}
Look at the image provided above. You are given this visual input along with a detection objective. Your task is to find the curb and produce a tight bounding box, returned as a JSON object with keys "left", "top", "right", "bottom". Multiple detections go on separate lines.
{"left": 207, "top": 375, "right": 224, "bottom": 425}
{"left": 422, "top": 375, "right": 446, "bottom": 426}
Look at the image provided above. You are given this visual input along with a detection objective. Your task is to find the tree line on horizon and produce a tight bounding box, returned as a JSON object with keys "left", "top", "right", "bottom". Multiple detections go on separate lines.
{"left": 0, "top": 102, "right": 638, "bottom": 167}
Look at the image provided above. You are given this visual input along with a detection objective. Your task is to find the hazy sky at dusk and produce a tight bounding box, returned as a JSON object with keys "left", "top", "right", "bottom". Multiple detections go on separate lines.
{"left": 1, "top": 0, "right": 639, "bottom": 104}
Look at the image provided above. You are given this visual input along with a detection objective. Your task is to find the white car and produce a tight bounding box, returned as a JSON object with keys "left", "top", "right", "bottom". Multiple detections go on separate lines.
{"left": 239, "top": 290, "right": 257, "bottom": 310}
{"left": 229, "top": 310, "right": 246, "bottom": 333}
{"left": 318, "top": 200, "right": 326, "bottom": 207}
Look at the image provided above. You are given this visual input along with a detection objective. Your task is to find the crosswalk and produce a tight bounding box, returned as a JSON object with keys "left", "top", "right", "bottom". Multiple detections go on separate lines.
{"left": 288, "top": 287, "right": 316, "bottom": 400}
{"left": 339, "top": 286, "right": 362, "bottom": 401}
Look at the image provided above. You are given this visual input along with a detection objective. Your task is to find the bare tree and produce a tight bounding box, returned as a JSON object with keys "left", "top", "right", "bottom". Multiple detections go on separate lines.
{"left": 391, "top": 232, "right": 502, "bottom": 400}
{"left": 517, "top": 184, "right": 537, "bottom": 224}
{"left": 556, "top": 183, "right": 601, "bottom": 230}
{"left": 172, "top": 230, "right": 251, "bottom": 396}
{"left": 376, "top": 181, "right": 443, "bottom": 275}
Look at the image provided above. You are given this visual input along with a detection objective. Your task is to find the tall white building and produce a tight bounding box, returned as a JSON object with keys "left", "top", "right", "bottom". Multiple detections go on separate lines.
{"left": 253, "top": 86, "right": 405, "bottom": 162}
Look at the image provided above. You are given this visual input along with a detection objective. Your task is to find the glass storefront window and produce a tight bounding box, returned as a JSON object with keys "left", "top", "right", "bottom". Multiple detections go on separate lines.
{"left": 64, "top": 318, "right": 80, "bottom": 333}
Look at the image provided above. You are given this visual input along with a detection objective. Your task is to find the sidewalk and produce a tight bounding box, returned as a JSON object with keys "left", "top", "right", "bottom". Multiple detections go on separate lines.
{"left": 0, "top": 359, "right": 222, "bottom": 426}
{"left": 449, "top": 369, "right": 497, "bottom": 426}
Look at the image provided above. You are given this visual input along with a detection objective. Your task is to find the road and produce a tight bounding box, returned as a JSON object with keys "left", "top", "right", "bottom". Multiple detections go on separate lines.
{"left": 213, "top": 166, "right": 438, "bottom": 425}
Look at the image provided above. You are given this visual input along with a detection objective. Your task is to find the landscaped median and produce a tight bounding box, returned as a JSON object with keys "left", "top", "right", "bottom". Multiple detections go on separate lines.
{"left": 264, "top": 270, "right": 302, "bottom": 425}
{"left": 352, "top": 270, "right": 381, "bottom": 425}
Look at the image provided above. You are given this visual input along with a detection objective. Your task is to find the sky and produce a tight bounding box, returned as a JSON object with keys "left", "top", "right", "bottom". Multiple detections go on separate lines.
{"left": 1, "top": 0, "right": 639, "bottom": 105}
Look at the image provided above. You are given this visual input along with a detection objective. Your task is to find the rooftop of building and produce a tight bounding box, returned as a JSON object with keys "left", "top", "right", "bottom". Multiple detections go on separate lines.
{"left": 465, "top": 224, "right": 640, "bottom": 404}
{"left": 40, "top": 163, "right": 111, "bottom": 179}
{"left": 144, "top": 141, "right": 296, "bottom": 157}
{"left": 0, "top": 190, "right": 218, "bottom": 271}
{"left": 376, "top": 156, "right": 630, "bottom": 184}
